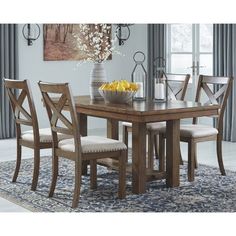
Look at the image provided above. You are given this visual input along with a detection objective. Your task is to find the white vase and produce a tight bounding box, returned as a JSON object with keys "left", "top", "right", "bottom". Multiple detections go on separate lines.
{"left": 90, "top": 62, "right": 107, "bottom": 100}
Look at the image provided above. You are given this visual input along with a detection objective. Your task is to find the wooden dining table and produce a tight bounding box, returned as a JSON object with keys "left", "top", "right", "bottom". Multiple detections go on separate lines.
{"left": 69, "top": 95, "right": 219, "bottom": 194}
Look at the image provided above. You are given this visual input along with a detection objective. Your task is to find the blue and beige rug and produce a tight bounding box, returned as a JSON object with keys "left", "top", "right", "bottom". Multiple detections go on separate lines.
{"left": 0, "top": 152, "right": 236, "bottom": 212}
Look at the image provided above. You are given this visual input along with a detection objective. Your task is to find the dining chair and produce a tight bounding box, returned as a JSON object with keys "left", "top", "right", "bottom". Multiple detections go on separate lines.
{"left": 159, "top": 75, "right": 233, "bottom": 181}
{"left": 122, "top": 73, "right": 190, "bottom": 171}
{"left": 38, "top": 81, "right": 127, "bottom": 208}
{"left": 3, "top": 78, "right": 70, "bottom": 191}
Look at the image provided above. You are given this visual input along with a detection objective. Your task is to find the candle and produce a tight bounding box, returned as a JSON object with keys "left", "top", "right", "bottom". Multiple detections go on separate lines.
{"left": 155, "top": 83, "right": 165, "bottom": 100}
{"left": 135, "top": 82, "right": 144, "bottom": 98}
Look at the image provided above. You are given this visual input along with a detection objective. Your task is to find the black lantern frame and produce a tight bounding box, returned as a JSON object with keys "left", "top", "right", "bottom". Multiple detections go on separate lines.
{"left": 131, "top": 51, "right": 147, "bottom": 100}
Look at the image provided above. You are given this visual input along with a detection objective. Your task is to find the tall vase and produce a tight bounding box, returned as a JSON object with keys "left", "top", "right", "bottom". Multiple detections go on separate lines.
{"left": 90, "top": 62, "right": 107, "bottom": 100}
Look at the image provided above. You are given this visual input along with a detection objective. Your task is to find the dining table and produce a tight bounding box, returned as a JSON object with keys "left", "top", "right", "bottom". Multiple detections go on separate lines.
{"left": 62, "top": 95, "right": 219, "bottom": 194}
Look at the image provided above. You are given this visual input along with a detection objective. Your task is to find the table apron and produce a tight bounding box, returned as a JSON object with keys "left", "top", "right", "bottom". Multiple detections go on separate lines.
{"left": 77, "top": 108, "right": 218, "bottom": 123}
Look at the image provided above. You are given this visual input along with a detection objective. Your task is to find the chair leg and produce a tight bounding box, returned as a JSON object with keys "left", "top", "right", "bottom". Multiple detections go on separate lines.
{"left": 179, "top": 145, "right": 184, "bottom": 165}
{"left": 118, "top": 150, "right": 126, "bottom": 199}
{"left": 188, "top": 140, "right": 195, "bottom": 182}
{"left": 31, "top": 148, "right": 40, "bottom": 191}
{"left": 147, "top": 132, "right": 154, "bottom": 169}
{"left": 72, "top": 160, "right": 82, "bottom": 208}
{"left": 82, "top": 161, "right": 88, "bottom": 175}
{"left": 159, "top": 134, "right": 165, "bottom": 172}
{"left": 154, "top": 134, "right": 159, "bottom": 160}
{"left": 216, "top": 135, "right": 226, "bottom": 175}
{"left": 122, "top": 126, "right": 129, "bottom": 163}
{"left": 49, "top": 153, "right": 59, "bottom": 197}
{"left": 90, "top": 160, "right": 97, "bottom": 190}
{"left": 12, "top": 142, "right": 22, "bottom": 182}
{"left": 123, "top": 126, "right": 128, "bottom": 147}
{"left": 194, "top": 146, "right": 198, "bottom": 169}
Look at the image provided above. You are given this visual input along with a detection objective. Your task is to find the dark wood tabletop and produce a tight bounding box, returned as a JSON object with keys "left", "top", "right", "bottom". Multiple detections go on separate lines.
{"left": 73, "top": 95, "right": 219, "bottom": 122}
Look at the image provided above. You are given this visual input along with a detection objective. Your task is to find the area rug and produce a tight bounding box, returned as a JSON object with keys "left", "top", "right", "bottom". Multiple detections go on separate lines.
{"left": 0, "top": 152, "right": 236, "bottom": 212}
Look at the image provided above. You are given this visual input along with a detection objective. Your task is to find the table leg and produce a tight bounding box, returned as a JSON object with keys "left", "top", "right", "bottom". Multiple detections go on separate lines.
{"left": 166, "top": 119, "right": 180, "bottom": 187}
{"left": 78, "top": 113, "right": 88, "bottom": 175}
{"left": 107, "top": 118, "right": 119, "bottom": 139}
{"left": 106, "top": 118, "right": 119, "bottom": 167}
{"left": 132, "top": 122, "right": 146, "bottom": 194}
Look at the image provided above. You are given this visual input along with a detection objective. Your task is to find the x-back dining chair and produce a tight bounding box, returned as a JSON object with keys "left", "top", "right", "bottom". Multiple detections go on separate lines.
{"left": 38, "top": 81, "right": 127, "bottom": 208}
{"left": 122, "top": 73, "right": 190, "bottom": 171}
{"left": 159, "top": 75, "right": 233, "bottom": 182}
{"left": 4, "top": 78, "right": 70, "bottom": 191}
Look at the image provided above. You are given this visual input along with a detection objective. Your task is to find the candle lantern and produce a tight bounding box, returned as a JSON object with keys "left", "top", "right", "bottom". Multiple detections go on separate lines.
{"left": 153, "top": 57, "right": 168, "bottom": 102}
{"left": 131, "top": 51, "right": 147, "bottom": 100}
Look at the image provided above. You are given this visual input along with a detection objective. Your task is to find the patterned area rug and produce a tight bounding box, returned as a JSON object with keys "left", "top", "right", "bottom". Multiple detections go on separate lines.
{"left": 0, "top": 152, "right": 236, "bottom": 212}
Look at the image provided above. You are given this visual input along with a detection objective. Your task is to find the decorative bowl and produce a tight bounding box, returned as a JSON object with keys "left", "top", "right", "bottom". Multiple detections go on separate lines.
{"left": 98, "top": 89, "right": 137, "bottom": 104}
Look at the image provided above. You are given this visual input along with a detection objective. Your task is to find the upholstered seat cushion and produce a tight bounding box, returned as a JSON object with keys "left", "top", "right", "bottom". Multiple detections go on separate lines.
{"left": 179, "top": 124, "right": 218, "bottom": 138}
{"left": 21, "top": 128, "right": 71, "bottom": 143}
{"left": 58, "top": 136, "right": 127, "bottom": 153}
{"left": 122, "top": 122, "right": 132, "bottom": 127}
{"left": 157, "top": 124, "right": 218, "bottom": 138}
{"left": 122, "top": 121, "right": 166, "bottom": 131}
{"left": 146, "top": 122, "right": 166, "bottom": 130}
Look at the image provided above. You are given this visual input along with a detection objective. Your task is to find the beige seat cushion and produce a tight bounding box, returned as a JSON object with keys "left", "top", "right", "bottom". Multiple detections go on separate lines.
{"left": 180, "top": 124, "right": 218, "bottom": 138}
{"left": 122, "top": 122, "right": 132, "bottom": 127}
{"left": 122, "top": 121, "right": 166, "bottom": 132}
{"left": 58, "top": 136, "right": 127, "bottom": 153}
{"left": 146, "top": 122, "right": 166, "bottom": 130}
{"left": 21, "top": 128, "right": 71, "bottom": 143}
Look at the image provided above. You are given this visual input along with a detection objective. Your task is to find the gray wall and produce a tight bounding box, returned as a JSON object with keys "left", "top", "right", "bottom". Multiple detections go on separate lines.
{"left": 18, "top": 24, "right": 147, "bottom": 131}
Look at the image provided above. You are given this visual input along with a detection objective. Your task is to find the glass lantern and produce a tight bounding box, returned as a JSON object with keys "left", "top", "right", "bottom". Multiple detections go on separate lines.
{"left": 154, "top": 73, "right": 168, "bottom": 102}
{"left": 153, "top": 57, "right": 168, "bottom": 102}
{"left": 131, "top": 51, "right": 147, "bottom": 100}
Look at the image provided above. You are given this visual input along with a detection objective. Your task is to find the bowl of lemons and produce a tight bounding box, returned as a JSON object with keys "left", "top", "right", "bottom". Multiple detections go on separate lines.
{"left": 99, "top": 80, "right": 139, "bottom": 104}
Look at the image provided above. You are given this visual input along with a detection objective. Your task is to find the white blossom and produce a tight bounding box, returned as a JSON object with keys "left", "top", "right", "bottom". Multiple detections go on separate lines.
{"left": 74, "top": 24, "right": 120, "bottom": 63}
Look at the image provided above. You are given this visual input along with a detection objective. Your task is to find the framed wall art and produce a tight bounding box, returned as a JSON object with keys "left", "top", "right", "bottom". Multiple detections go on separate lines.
{"left": 43, "top": 24, "right": 112, "bottom": 61}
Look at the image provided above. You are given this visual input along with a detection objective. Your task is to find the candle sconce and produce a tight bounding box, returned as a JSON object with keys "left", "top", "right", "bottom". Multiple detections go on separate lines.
{"left": 115, "top": 24, "right": 134, "bottom": 46}
{"left": 22, "top": 24, "right": 41, "bottom": 46}
{"left": 153, "top": 57, "right": 168, "bottom": 102}
{"left": 131, "top": 51, "right": 147, "bottom": 100}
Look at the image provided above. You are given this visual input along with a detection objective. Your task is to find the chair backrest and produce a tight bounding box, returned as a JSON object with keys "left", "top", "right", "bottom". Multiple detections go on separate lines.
{"left": 38, "top": 82, "right": 81, "bottom": 155}
{"left": 162, "top": 73, "right": 190, "bottom": 101}
{"left": 4, "top": 78, "right": 39, "bottom": 140}
{"left": 194, "top": 75, "right": 233, "bottom": 130}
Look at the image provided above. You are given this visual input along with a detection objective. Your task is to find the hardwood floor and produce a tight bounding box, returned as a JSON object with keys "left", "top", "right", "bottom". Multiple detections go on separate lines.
{"left": 1, "top": 128, "right": 236, "bottom": 212}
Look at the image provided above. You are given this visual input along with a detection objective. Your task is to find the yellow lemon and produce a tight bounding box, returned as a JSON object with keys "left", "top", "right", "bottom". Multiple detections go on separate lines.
{"left": 121, "top": 80, "right": 130, "bottom": 89}
{"left": 100, "top": 83, "right": 107, "bottom": 90}
{"left": 100, "top": 80, "right": 138, "bottom": 92}
{"left": 129, "top": 82, "right": 138, "bottom": 91}
{"left": 117, "top": 83, "right": 126, "bottom": 92}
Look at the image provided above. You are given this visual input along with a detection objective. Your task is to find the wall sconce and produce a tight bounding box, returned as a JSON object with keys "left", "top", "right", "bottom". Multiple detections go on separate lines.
{"left": 22, "top": 24, "right": 41, "bottom": 46}
{"left": 115, "top": 24, "right": 134, "bottom": 46}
